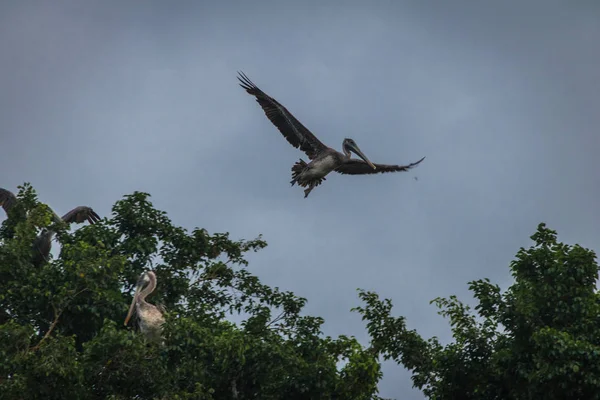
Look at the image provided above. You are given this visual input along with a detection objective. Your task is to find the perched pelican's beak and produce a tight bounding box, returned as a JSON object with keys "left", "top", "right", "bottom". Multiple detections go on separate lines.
{"left": 349, "top": 143, "right": 377, "bottom": 170}
{"left": 124, "top": 278, "right": 144, "bottom": 326}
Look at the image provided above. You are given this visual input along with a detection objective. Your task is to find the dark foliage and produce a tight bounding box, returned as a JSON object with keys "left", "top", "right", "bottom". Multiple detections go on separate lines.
{"left": 355, "top": 223, "right": 600, "bottom": 400}
{"left": 0, "top": 183, "right": 382, "bottom": 400}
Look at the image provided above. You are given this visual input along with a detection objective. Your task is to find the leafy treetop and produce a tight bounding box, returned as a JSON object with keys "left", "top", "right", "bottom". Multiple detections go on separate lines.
{"left": 0, "top": 183, "right": 383, "bottom": 400}
{"left": 354, "top": 223, "right": 600, "bottom": 400}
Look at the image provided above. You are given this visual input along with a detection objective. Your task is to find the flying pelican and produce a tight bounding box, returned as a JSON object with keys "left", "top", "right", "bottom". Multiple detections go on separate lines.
{"left": 124, "top": 271, "right": 165, "bottom": 342}
{"left": 0, "top": 187, "right": 101, "bottom": 265}
{"left": 237, "top": 72, "right": 426, "bottom": 198}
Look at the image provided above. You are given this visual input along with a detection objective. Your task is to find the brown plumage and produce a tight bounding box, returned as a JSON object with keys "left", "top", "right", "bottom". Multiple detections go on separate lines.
{"left": 60, "top": 206, "right": 101, "bottom": 225}
{"left": 238, "top": 71, "right": 327, "bottom": 160}
{"left": 0, "top": 188, "right": 17, "bottom": 214}
{"left": 0, "top": 187, "right": 101, "bottom": 265}
{"left": 32, "top": 206, "right": 101, "bottom": 266}
{"left": 335, "top": 157, "right": 426, "bottom": 175}
{"left": 237, "top": 72, "right": 425, "bottom": 197}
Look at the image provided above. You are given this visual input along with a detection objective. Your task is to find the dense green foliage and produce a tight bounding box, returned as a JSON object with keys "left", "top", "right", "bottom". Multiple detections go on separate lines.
{"left": 5, "top": 184, "right": 597, "bottom": 400}
{"left": 0, "top": 184, "right": 382, "bottom": 400}
{"left": 356, "top": 223, "right": 600, "bottom": 399}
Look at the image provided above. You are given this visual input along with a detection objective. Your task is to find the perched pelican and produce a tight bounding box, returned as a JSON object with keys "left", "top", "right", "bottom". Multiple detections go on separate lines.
{"left": 1, "top": 187, "right": 101, "bottom": 265}
{"left": 237, "top": 72, "right": 426, "bottom": 198}
{"left": 124, "top": 271, "right": 165, "bottom": 342}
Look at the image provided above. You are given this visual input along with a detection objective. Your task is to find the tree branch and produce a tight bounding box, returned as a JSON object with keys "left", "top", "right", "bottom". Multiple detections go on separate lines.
{"left": 30, "top": 287, "right": 89, "bottom": 351}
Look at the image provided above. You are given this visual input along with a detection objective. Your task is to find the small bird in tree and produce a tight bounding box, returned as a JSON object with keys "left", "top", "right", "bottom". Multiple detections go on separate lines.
{"left": 0, "top": 187, "right": 101, "bottom": 266}
{"left": 237, "top": 72, "right": 425, "bottom": 197}
{"left": 124, "top": 270, "right": 165, "bottom": 343}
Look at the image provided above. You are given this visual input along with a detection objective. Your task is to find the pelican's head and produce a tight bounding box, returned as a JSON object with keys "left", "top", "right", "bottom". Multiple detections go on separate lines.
{"left": 342, "top": 138, "right": 376, "bottom": 170}
{"left": 123, "top": 271, "right": 154, "bottom": 326}
{"left": 137, "top": 271, "right": 154, "bottom": 287}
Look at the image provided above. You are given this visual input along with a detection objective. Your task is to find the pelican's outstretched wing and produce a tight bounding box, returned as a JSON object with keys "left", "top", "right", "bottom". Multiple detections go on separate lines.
{"left": 237, "top": 71, "right": 328, "bottom": 160}
{"left": 61, "top": 206, "right": 101, "bottom": 225}
{"left": 0, "top": 188, "right": 17, "bottom": 215}
{"left": 32, "top": 207, "right": 99, "bottom": 266}
{"left": 336, "top": 156, "right": 425, "bottom": 175}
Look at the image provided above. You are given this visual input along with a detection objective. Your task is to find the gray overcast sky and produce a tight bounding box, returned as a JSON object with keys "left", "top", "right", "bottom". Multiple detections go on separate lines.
{"left": 1, "top": 1, "right": 599, "bottom": 398}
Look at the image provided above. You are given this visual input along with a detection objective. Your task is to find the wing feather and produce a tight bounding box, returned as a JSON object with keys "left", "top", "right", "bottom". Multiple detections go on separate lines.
{"left": 238, "top": 71, "right": 328, "bottom": 159}
{"left": 335, "top": 156, "right": 425, "bottom": 175}
{"left": 0, "top": 188, "right": 17, "bottom": 215}
{"left": 61, "top": 206, "right": 101, "bottom": 225}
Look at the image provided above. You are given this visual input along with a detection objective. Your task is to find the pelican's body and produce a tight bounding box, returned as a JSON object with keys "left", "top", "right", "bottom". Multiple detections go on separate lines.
{"left": 237, "top": 72, "right": 425, "bottom": 197}
{"left": 133, "top": 301, "right": 164, "bottom": 343}
{"left": 1, "top": 188, "right": 101, "bottom": 265}
{"left": 290, "top": 149, "right": 346, "bottom": 194}
{"left": 124, "top": 271, "right": 165, "bottom": 343}
{"left": 295, "top": 151, "right": 339, "bottom": 180}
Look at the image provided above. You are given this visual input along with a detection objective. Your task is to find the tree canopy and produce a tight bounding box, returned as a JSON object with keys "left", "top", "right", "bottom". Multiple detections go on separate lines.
{"left": 355, "top": 223, "right": 600, "bottom": 400}
{"left": 0, "top": 184, "right": 382, "bottom": 400}
{"left": 4, "top": 184, "right": 598, "bottom": 400}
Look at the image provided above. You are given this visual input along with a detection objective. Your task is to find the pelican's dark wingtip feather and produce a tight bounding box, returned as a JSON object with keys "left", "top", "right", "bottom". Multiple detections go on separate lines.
{"left": 237, "top": 70, "right": 251, "bottom": 83}
{"left": 400, "top": 156, "right": 426, "bottom": 171}
{"left": 413, "top": 156, "right": 426, "bottom": 165}
{"left": 87, "top": 211, "right": 101, "bottom": 225}
{"left": 237, "top": 71, "right": 257, "bottom": 92}
{"left": 392, "top": 155, "right": 426, "bottom": 172}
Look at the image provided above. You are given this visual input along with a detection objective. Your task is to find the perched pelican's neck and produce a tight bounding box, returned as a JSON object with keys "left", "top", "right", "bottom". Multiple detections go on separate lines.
{"left": 138, "top": 273, "right": 157, "bottom": 302}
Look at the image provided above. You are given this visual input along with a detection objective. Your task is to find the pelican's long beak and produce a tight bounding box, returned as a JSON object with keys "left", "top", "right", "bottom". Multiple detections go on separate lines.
{"left": 124, "top": 281, "right": 143, "bottom": 326}
{"left": 349, "top": 144, "right": 377, "bottom": 170}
